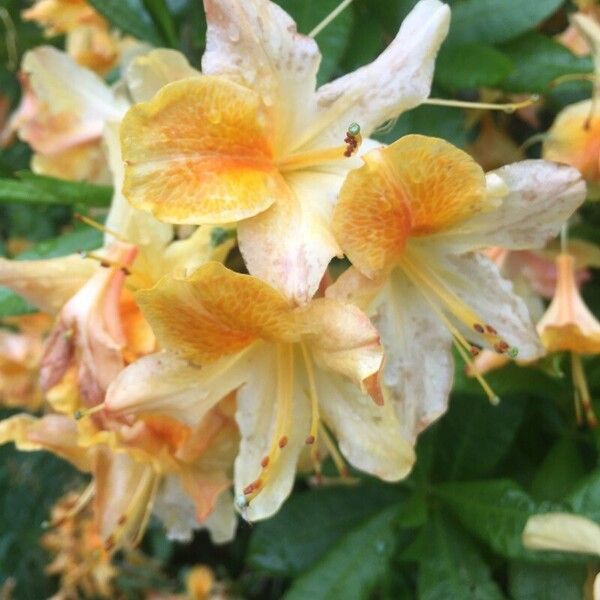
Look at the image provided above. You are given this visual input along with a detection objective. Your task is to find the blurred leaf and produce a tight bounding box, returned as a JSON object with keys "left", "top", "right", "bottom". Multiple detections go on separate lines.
{"left": 508, "top": 562, "right": 587, "bottom": 600}
{"left": 435, "top": 44, "right": 513, "bottom": 91}
{"left": 144, "top": 0, "right": 179, "bottom": 47}
{"left": 530, "top": 437, "right": 587, "bottom": 502}
{"left": 375, "top": 103, "right": 470, "bottom": 148}
{"left": 248, "top": 483, "right": 405, "bottom": 577}
{"left": 87, "top": 0, "right": 163, "bottom": 45}
{"left": 435, "top": 480, "right": 564, "bottom": 560}
{"left": 567, "top": 469, "right": 600, "bottom": 521}
{"left": 0, "top": 173, "right": 112, "bottom": 207}
{"left": 0, "top": 287, "right": 36, "bottom": 317}
{"left": 276, "top": 0, "right": 354, "bottom": 84}
{"left": 447, "top": 0, "right": 563, "bottom": 45}
{"left": 417, "top": 512, "right": 505, "bottom": 600}
{"left": 339, "top": 2, "right": 383, "bottom": 73}
{"left": 284, "top": 504, "right": 401, "bottom": 600}
{"left": 17, "top": 228, "right": 102, "bottom": 260}
{"left": 434, "top": 395, "right": 527, "bottom": 481}
{"left": 500, "top": 33, "right": 593, "bottom": 93}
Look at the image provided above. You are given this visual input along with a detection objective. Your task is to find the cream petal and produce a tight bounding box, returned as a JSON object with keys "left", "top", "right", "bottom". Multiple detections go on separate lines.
{"left": 106, "top": 348, "right": 254, "bottom": 425}
{"left": 523, "top": 513, "right": 600, "bottom": 556}
{"left": 373, "top": 270, "right": 454, "bottom": 443}
{"left": 125, "top": 48, "right": 200, "bottom": 103}
{"left": 238, "top": 170, "right": 342, "bottom": 304}
{"left": 0, "top": 254, "right": 97, "bottom": 314}
{"left": 234, "top": 345, "right": 311, "bottom": 521}
{"left": 202, "top": 0, "right": 320, "bottom": 153}
{"left": 153, "top": 473, "right": 200, "bottom": 542}
{"left": 436, "top": 161, "right": 586, "bottom": 253}
{"left": 202, "top": 490, "right": 237, "bottom": 544}
{"left": 300, "top": 0, "right": 450, "bottom": 152}
{"left": 315, "top": 370, "right": 414, "bottom": 481}
{"left": 426, "top": 251, "right": 544, "bottom": 361}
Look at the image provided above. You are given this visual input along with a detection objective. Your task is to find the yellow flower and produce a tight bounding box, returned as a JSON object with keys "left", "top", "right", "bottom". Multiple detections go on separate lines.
{"left": 120, "top": 0, "right": 450, "bottom": 303}
{"left": 105, "top": 262, "right": 411, "bottom": 520}
{"left": 328, "top": 135, "right": 585, "bottom": 442}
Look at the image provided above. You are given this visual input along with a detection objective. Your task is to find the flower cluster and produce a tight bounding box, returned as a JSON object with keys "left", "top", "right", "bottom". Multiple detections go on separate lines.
{"left": 0, "top": 0, "right": 592, "bottom": 568}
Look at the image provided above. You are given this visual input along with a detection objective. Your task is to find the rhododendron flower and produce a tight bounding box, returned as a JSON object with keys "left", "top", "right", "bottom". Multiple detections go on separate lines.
{"left": 0, "top": 394, "right": 238, "bottom": 550}
{"left": 22, "top": 0, "right": 129, "bottom": 74}
{"left": 105, "top": 262, "right": 411, "bottom": 520}
{"left": 544, "top": 13, "right": 600, "bottom": 199}
{"left": 120, "top": 0, "right": 450, "bottom": 303}
{"left": 328, "top": 135, "right": 586, "bottom": 442}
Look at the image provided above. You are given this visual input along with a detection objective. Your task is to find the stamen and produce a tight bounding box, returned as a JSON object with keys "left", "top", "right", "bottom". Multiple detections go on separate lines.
{"left": 423, "top": 95, "right": 539, "bottom": 113}
{"left": 41, "top": 482, "right": 94, "bottom": 529}
{"left": 300, "top": 342, "right": 322, "bottom": 476}
{"left": 79, "top": 251, "right": 132, "bottom": 276}
{"left": 571, "top": 353, "right": 598, "bottom": 428}
{"left": 74, "top": 213, "right": 129, "bottom": 243}
{"left": 74, "top": 402, "right": 105, "bottom": 420}
{"left": 308, "top": 0, "right": 355, "bottom": 38}
{"left": 550, "top": 73, "right": 597, "bottom": 88}
{"left": 0, "top": 8, "right": 18, "bottom": 71}
{"left": 244, "top": 344, "right": 294, "bottom": 503}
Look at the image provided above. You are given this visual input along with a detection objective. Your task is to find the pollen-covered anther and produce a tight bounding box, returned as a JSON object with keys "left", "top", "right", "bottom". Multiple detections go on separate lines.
{"left": 278, "top": 435, "right": 288, "bottom": 449}
{"left": 344, "top": 122, "right": 362, "bottom": 157}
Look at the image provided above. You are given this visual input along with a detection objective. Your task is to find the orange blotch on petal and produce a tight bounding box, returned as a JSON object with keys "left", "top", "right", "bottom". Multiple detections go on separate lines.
{"left": 121, "top": 75, "right": 288, "bottom": 225}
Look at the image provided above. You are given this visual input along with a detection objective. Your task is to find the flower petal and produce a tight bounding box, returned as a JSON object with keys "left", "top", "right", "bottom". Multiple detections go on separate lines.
{"left": 523, "top": 513, "right": 600, "bottom": 556}
{"left": 136, "top": 263, "right": 297, "bottom": 363}
{"left": 106, "top": 349, "right": 251, "bottom": 425}
{"left": 303, "top": 0, "right": 450, "bottom": 150}
{"left": 437, "top": 161, "right": 586, "bottom": 252}
{"left": 234, "top": 345, "right": 311, "bottom": 521}
{"left": 125, "top": 49, "right": 200, "bottom": 103}
{"left": 333, "top": 135, "right": 487, "bottom": 279}
{"left": 121, "top": 76, "right": 286, "bottom": 225}
{"left": 0, "top": 254, "right": 97, "bottom": 314}
{"left": 238, "top": 170, "right": 342, "bottom": 304}
{"left": 315, "top": 370, "right": 414, "bottom": 481}
{"left": 202, "top": 0, "right": 320, "bottom": 152}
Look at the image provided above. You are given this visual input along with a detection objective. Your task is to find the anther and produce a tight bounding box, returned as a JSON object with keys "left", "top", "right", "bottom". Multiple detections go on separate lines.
{"left": 74, "top": 402, "right": 105, "bottom": 420}
{"left": 278, "top": 436, "right": 288, "bottom": 449}
{"left": 344, "top": 122, "right": 362, "bottom": 157}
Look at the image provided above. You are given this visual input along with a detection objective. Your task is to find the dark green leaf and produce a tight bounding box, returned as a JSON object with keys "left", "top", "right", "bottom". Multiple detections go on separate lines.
{"left": 275, "top": 0, "right": 354, "bottom": 84}
{"left": 508, "top": 561, "right": 587, "bottom": 600}
{"left": 417, "top": 512, "right": 505, "bottom": 600}
{"left": 248, "top": 483, "right": 405, "bottom": 576}
{"left": 144, "top": 0, "right": 179, "bottom": 47}
{"left": 0, "top": 179, "right": 57, "bottom": 205}
{"left": 435, "top": 44, "right": 513, "bottom": 91}
{"left": 435, "top": 480, "right": 562, "bottom": 560}
{"left": 284, "top": 504, "right": 401, "bottom": 600}
{"left": 500, "top": 33, "right": 593, "bottom": 93}
{"left": 447, "top": 0, "right": 563, "bottom": 45}
{"left": 0, "top": 287, "right": 36, "bottom": 318}
{"left": 17, "top": 228, "right": 103, "bottom": 260}
{"left": 434, "top": 395, "right": 527, "bottom": 481}
{"left": 87, "top": 0, "right": 163, "bottom": 45}
{"left": 568, "top": 469, "right": 600, "bottom": 522}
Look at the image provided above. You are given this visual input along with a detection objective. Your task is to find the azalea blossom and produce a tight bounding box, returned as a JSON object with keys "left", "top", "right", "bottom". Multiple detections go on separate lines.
{"left": 119, "top": 0, "right": 450, "bottom": 304}
{"left": 328, "top": 134, "right": 586, "bottom": 442}
{"left": 105, "top": 262, "right": 411, "bottom": 520}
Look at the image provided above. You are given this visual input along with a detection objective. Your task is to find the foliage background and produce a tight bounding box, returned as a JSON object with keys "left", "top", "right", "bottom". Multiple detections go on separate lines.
{"left": 1, "top": 0, "right": 600, "bottom": 598}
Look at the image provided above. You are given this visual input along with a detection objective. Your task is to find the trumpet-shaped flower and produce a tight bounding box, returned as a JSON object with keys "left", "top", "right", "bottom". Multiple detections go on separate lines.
{"left": 328, "top": 135, "right": 586, "bottom": 442}
{"left": 120, "top": 0, "right": 450, "bottom": 303}
{"left": 0, "top": 394, "right": 238, "bottom": 551}
{"left": 105, "top": 262, "right": 412, "bottom": 520}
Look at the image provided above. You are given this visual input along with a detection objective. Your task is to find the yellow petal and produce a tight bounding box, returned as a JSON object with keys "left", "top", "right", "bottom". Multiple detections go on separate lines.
{"left": 333, "top": 135, "right": 487, "bottom": 278}
{"left": 121, "top": 75, "right": 286, "bottom": 224}
{"left": 136, "top": 262, "right": 297, "bottom": 363}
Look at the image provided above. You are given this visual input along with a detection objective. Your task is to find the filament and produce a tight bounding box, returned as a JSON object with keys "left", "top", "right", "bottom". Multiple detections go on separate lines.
{"left": 80, "top": 251, "right": 132, "bottom": 276}
{"left": 0, "top": 8, "right": 17, "bottom": 71}
{"left": 74, "top": 402, "right": 106, "bottom": 420}
{"left": 74, "top": 213, "right": 129, "bottom": 243}
{"left": 423, "top": 95, "right": 539, "bottom": 113}
{"left": 571, "top": 353, "right": 598, "bottom": 428}
{"left": 309, "top": 0, "right": 355, "bottom": 38}
{"left": 300, "top": 342, "right": 321, "bottom": 474}
{"left": 42, "top": 482, "right": 95, "bottom": 528}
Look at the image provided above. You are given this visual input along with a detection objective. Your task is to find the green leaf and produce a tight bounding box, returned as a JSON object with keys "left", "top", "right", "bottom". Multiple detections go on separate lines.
{"left": 447, "top": 0, "right": 563, "bottom": 45}
{"left": 0, "top": 173, "right": 112, "bottom": 207}
{"left": 434, "top": 395, "right": 527, "bottom": 481}
{"left": 283, "top": 504, "right": 401, "bottom": 600}
{"left": 500, "top": 33, "right": 593, "bottom": 93}
{"left": 508, "top": 561, "right": 587, "bottom": 600}
{"left": 248, "top": 483, "right": 405, "bottom": 576}
{"left": 143, "top": 0, "right": 179, "bottom": 47}
{"left": 417, "top": 512, "right": 505, "bottom": 600}
{"left": 434, "top": 480, "right": 562, "bottom": 560}
{"left": 0, "top": 287, "right": 36, "bottom": 318}
{"left": 87, "top": 0, "right": 163, "bottom": 45}
{"left": 568, "top": 469, "right": 600, "bottom": 522}
{"left": 17, "top": 228, "right": 103, "bottom": 260}
{"left": 435, "top": 44, "right": 513, "bottom": 91}
{"left": 275, "top": 0, "right": 354, "bottom": 84}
